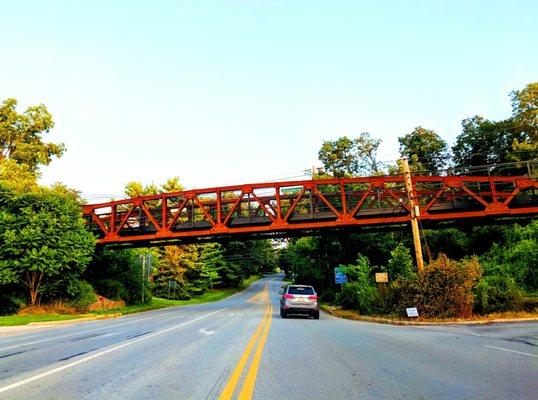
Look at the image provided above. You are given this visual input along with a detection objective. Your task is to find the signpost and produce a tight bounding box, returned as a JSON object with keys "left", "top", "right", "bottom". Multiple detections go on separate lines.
{"left": 375, "top": 272, "right": 388, "bottom": 283}
{"left": 168, "top": 280, "right": 178, "bottom": 300}
{"left": 334, "top": 267, "right": 348, "bottom": 284}
{"left": 140, "top": 253, "right": 153, "bottom": 303}
{"left": 375, "top": 272, "right": 389, "bottom": 307}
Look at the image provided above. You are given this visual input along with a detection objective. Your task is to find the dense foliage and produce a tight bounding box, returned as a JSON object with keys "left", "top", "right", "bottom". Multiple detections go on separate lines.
{"left": 0, "top": 184, "right": 95, "bottom": 304}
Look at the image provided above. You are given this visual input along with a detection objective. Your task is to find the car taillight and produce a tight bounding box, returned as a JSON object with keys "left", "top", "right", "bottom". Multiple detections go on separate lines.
{"left": 283, "top": 294, "right": 294, "bottom": 299}
{"left": 308, "top": 295, "right": 318, "bottom": 300}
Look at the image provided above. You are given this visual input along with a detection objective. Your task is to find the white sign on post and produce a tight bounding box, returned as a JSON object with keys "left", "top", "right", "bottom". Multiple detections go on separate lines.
{"left": 406, "top": 307, "right": 419, "bottom": 317}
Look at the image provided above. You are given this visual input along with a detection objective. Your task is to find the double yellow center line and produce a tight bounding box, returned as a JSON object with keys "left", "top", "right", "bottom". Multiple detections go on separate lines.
{"left": 219, "top": 285, "right": 273, "bottom": 400}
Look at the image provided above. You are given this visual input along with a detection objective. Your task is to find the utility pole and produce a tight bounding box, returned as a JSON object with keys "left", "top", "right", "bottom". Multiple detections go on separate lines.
{"left": 400, "top": 158, "right": 424, "bottom": 272}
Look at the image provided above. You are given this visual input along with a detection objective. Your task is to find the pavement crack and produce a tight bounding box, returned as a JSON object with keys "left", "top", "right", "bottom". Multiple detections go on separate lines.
{"left": 125, "top": 330, "right": 154, "bottom": 339}
{"left": 506, "top": 338, "right": 537, "bottom": 347}
{"left": 205, "top": 367, "right": 230, "bottom": 400}
{"left": 69, "top": 333, "right": 108, "bottom": 342}
{"left": 0, "top": 350, "right": 28, "bottom": 359}
{"left": 57, "top": 350, "right": 91, "bottom": 362}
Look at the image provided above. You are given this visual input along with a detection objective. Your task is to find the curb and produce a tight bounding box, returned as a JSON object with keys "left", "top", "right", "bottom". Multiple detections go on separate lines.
{"left": 25, "top": 313, "right": 123, "bottom": 326}
{"left": 321, "top": 306, "right": 538, "bottom": 326}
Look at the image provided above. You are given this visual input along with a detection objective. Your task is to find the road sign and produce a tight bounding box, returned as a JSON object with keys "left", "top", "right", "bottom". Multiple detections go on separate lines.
{"left": 406, "top": 307, "right": 419, "bottom": 317}
{"left": 168, "top": 280, "right": 177, "bottom": 289}
{"left": 334, "top": 267, "right": 348, "bottom": 284}
{"left": 375, "top": 272, "right": 388, "bottom": 283}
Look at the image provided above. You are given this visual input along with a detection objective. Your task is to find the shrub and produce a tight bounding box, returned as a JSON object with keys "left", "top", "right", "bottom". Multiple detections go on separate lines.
{"left": 474, "top": 276, "right": 524, "bottom": 314}
{"left": 0, "top": 292, "right": 26, "bottom": 315}
{"left": 335, "top": 255, "right": 380, "bottom": 314}
{"left": 85, "top": 249, "right": 151, "bottom": 305}
{"left": 390, "top": 254, "right": 482, "bottom": 318}
{"left": 93, "top": 279, "right": 128, "bottom": 301}
{"left": 386, "top": 243, "right": 415, "bottom": 280}
{"left": 67, "top": 280, "right": 97, "bottom": 310}
{"left": 522, "top": 294, "right": 538, "bottom": 312}
{"left": 18, "top": 301, "right": 77, "bottom": 315}
{"left": 336, "top": 282, "right": 380, "bottom": 314}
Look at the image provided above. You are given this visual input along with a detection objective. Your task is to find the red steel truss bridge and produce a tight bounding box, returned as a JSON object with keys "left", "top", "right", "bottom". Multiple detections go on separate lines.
{"left": 83, "top": 173, "right": 538, "bottom": 247}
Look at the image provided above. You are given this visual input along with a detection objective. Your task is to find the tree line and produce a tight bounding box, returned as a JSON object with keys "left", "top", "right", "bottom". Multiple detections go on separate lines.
{"left": 317, "top": 82, "right": 537, "bottom": 177}
{"left": 282, "top": 82, "right": 537, "bottom": 317}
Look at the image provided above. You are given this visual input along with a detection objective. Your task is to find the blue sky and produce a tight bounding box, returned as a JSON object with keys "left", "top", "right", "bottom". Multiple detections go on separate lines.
{"left": 1, "top": 1, "right": 537, "bottom": 201}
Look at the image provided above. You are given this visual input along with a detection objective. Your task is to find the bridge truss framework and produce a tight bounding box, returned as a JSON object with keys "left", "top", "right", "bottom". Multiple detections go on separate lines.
{"left": 83, "top": 175, "right": 538, "bottom": 247}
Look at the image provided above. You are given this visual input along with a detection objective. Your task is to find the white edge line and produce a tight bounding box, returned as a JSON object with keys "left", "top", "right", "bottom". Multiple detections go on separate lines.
{"left": 484, "top": 345, "right": 538, "bottom": 358}
{"left": 0, "top": 307, "right": 227, "bottom": 394}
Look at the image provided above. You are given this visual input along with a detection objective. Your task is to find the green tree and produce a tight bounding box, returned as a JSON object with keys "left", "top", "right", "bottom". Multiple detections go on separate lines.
{"left": 0, "top": 159, "right": 39, "bottom": 193}
{"left": 510, "top": 82, "right": 538, "bottom": 164}
{"left": 354, "top": 132, "right": 383, "bottom": 175}
{"left": 124, "top": 181, "right": 159, "bottom": 198}
{"left": 398, "top": 126, "right": 449, "bottom": 173}
{"left": 336, "top": 255, "right": 379, "bottom": 314}
{"left": 318, "top": 136, "right": 357, "bottom": 177}
{"left": 198, "top": 243, "right": 225, "bottom": 290}
{"left": 318, "top": 133, "right": 383, "bottom": 177}
{"left": 0, "top": 98, "right": 64, "bottom": 172}
{"left": 85, "top": 249, "right": 151, "bottom": 304}
{"left": 452, "top": 116, "right": 525, "bottom": 172}
{"left": 511, "top": 82, "right": 538, "bottom": 141}
{"left": 161, "top": 177, "right": 184, "bottom": 193}
{"left": 386, "top": 243, "right": 415, "bottom": 280}
{"left": 0, "top": 185, "right": 95, "bottom": 304}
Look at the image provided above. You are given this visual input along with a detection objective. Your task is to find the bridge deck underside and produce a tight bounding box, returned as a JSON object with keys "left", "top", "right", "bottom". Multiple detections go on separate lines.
{"left": 83, "top": 176, "right": 538, "bottom": 247}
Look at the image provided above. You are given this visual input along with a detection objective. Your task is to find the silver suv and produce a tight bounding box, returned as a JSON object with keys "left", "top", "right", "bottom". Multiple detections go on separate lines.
{"left": 279, "top": 285, "right": 319, "bottom": 319}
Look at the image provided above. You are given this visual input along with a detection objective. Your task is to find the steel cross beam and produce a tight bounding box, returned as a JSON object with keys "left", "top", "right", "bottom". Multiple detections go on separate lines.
{"left": 83, "top": 175, "right": 538, "bottom": 247}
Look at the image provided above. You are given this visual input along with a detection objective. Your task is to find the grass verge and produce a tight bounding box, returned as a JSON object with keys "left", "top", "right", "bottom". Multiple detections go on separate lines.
{"left": 321, "top": 304, "right": 538, "bottom": 325}
{"left": 91, "top": 274, "right": 262, "bottom": 315}
{"left": 0, "top": 275, "right": 263, "bottom": 326}
{"left": 0, "top": 313, "right": 88, "bottom": 327}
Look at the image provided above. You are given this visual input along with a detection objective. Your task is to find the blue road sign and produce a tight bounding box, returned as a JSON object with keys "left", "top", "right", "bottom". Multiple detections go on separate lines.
{"left": 334, "top": 267, "right": 348, "bottom": 284}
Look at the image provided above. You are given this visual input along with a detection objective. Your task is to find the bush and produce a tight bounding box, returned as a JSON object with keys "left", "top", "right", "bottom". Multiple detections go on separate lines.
{"left": 336, "top": 282, "right": 380, "bottom": 314}
{"left": 474, "top": 276, "right": 524, "bottom": 314}
{"left": 390, "top": 255, "right": 482, "bottom": 318}
{"left": 18, "top": 301, "right": 77, "bottom": 315}
{"left": 386, "top": 243, "right": 415, "bottom": 280}
{"left": 522, "top": 294, "right": 538, "bottom": 312}
{"left": 93, "top": 279, "right": 128, "bottom": 301}
{"left": 67, "top": 280, "right": 97, "bottom": 310}
{"left": 85, "top": 249, "right": 151, "bottom": 305}
{"left": 335, "top": 255, "right": 380, "bottom": 314}
{"left": 0, "top": 292, "right": 26, "bottom": 315}
{"left": 152, "top": 280, "right": 191, "bottom": 300}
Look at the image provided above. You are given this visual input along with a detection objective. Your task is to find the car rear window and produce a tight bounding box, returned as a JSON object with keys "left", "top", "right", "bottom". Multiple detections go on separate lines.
{"left": 288, "top": 286, "right": 315, "bottom": 295}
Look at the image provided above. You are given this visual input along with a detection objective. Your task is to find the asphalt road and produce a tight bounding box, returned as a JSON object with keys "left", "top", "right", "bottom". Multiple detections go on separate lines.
{"left": 0, "top": 275, "right": 536, "bottom": 399}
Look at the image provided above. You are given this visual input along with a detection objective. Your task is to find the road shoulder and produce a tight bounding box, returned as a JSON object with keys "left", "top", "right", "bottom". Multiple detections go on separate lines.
{"left": 321, "top": 305, "right": 538, "bottom": 326}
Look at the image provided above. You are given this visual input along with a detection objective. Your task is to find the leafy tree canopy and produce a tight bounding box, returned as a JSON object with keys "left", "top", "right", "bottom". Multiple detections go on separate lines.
{"left": 511, "top": 82, "right": 538, "bottom": 141}
{"left": 398, "top": 126, "right": 449, "bottom": 174}
{"left": 318, "top": 133, "right": 382, "bottom": 177}
{"left": 0, "top": 98, "right": 64, "bottom": 172}
{"left": 452, "top": 116, "right": 526, "bottom": 171}
{"left": 0, "top": 159, "right": 39, "bottom": 193}
{"left": 0, "top": 184, "right": 95, "bottom": 304}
